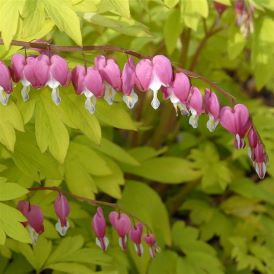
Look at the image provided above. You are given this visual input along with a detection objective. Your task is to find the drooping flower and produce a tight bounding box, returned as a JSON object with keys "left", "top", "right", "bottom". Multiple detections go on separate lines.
{"left": 22, "top": 54, "right": 70, "bottom": 104}
{"left": 54, "top": 193, "right": 70, "bottom": 236}
{"left": 204, "top": 89, "right": 220, "bottom": 132}
{"left": 109, "top": 211, "right": 131, "bottom": 250}
{"left": 135, "top": 55, "right": 173, "bottom": 109}
{"left": 71, "top": 65, "right": 104, "bottom": 113}
{"left": 95, "top": 55, "right": 121, "bottom": 105}
{"left": 220, "top": 104, "right": 251, "bottom": 149}
{"left": 144, "top": 233, "right": 159, "bottom": 258}
{"left": 11, "top": 54, "right": 34, "bottom": 101}
{"left": 130, "top": 223, "right": 143, "bottom": 256}
{"left": 121, "top": 58, "right": 138, "bottom": 109}
{"left": 253, "top": 142, "right": 267, "bottom": 179}
{"left": 17, "top": 200, "right": 44, "bottom": 244}
{"left": 187, "top": 87, "right": 204, "bottom": 128}
{"left": 92, "top": 207, "right": 109, "bottom": 251}
{"left": 162, "top": 72, "right": 191, "bottom": 115}
{"left": 0, "top": 61, "right": 12, "bottom": 105}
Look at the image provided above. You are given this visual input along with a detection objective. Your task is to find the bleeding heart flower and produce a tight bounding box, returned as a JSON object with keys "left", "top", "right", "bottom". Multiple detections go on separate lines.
{"left": 130, "top": 223, "right": 143, "bottom": 256}
{"left": 187, "top": 87, "right": 204, "bottom": 128}
{"left": 71, "top": 65, "right": 104, "bottom": 113}
{"left": 17, "top": 200, "right": 44, "bottom": 244}
{"left": 121, "top": 58, "right": 138, "bottom": 109}
{"left": 136, "top": 55, "right": 172, "bottom": 109}
{"left": 253, "top": 142, "right": 267, "bottom": 179}
{"left": 204, "top": 89, "right": 220, "bottom": 132}
{"left": 92, "top": 207, "right": 109, "bottom": 251}
{"left": 220, "top": 104, "right": 251, "bottom": 149}
{"left": 0, "top": 61, "right": 12, "bottom": 105}
{"left": 214, "top": 1, "right": 228, "bottom": 15}
{"left": 54, "top": 193, "right": 70, "bottom": 236}
{"left": 109, "top": 211, "right": 131, "bottom": 251}
{"left": 95, "top": 55, "right": 121, "bottom": 105}
{"left": 144, "top": 233, "right": 159, "bottom": 258}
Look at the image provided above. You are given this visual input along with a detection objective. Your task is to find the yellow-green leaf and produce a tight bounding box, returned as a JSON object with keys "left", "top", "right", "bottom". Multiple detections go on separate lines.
{"left": 0, "top": 180, "right": 28, "bottom": 201}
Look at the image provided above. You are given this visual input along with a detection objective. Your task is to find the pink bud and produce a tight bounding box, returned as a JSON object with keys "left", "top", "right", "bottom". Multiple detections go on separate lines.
{"left": 109, "top": 211, "right": 131, "bottom": 251}
{"left": 71, "top": 65, "right": 104, "bottom": 113}
{"left": 17, "top": 200, "right": 44, "bottom": 244}
{"left": 130, "top": 223, "right": 143, "bottom": 256}
{"left": 220, "top": 104, "right": 251, "bottom": 149}
{"left": 95, "top": 55, "right": 121, "bottom": 105}
{"left": 144, "top": 233, "right": 159, "bottom": 258}
{"left": 253, "top": 143, "right": 267, "bottom": 179}
{"left": 92, "top": 207, "right": 109, "bottom": 251}
{"left": 204, "top": 89, "right": 220, "bottom": 132}
{"left": 214, "top": 1, "right": 227, "bottom": 14}
{"left": 0, "top": 61, "right": 12, "bottom": 105}
{"left": 248, "top": 127, "right": 258, "bottom": 148}
{"left": 187, "top": 87, "right": 204, "bottom": 128}
{"left": 54, "top": 193, "right": 70, "bottom": 236}
{"left": 121, "top": 58, "right": 138, "bottom": 109}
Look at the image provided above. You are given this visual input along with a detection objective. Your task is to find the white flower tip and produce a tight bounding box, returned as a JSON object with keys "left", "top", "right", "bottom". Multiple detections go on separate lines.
{"left": 206, "top": 115, "right": 219, "bottom": 132}
{"left": 189, "top": 115, "right": 199, "bottom": 128}
{"left": 28, "top": 226, "right": 39, "bottom": 245}
{"left": 55, "top": 219, "right": 70, "bottom": 236}
{"left": 96, "top": 236, "right": 109, "bottom": 251}
{"left": 119, "top": 236, "right": 127, "bottom": 251}
{"left": 123, "top": 90, "right": 138, "bottom": 109}
{"left": 151, "top": 90, "right": 160, "bottom": 110}
{"left": 0, "top": 89, "right": 10, "bottom": 106}
{"left": 85, "top": 96, "right": 96, "bottom": 114}
{"left": 134, "top": 243, "right": 144, "bottom": 256}
{"left": 21, "top": 86, "right": 30, "bottom": 102}
{"left": 104, "top": 86, "right": 116, "bottom": 105}
{"left": 51, "top": 88, "right": 61, "bottom": 106}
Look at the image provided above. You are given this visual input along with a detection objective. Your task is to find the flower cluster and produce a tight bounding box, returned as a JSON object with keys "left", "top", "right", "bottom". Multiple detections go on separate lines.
{"left": 0, "top": 52, "right": 267, "bottom": 178}
{"left": 17, "top": 193, "right": 159, "bottom": 257}
{"left": 92, "top": 207, "right": 159, "bottom": 257}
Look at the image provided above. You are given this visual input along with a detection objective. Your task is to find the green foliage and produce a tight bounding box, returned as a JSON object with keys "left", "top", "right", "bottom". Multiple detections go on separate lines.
{"left": 0, "top": 0, "right": 274, "bottom": 274}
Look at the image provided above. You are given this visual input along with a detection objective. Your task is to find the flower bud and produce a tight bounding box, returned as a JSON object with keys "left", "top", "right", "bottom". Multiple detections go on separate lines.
{"left": 130, "top": 223, "right": 143, "bottom": 256}
{"left": 204, "top": 89, "right": 220, "bottom": 132}
{"left": 144, "top": 233, "right": 159, "bottom": 258}
{"left": 54, "top": 193, "right": 70, "bottom": 236}
{"left": 17, "top": 200, "right": 44, "bottom": 244}
{"left": 92, "top": 207, "right": 109, "bottom": 251}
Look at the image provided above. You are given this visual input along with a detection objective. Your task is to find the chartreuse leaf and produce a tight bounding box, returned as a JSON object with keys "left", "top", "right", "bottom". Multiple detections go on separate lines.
{"left": 0, "top": 203, "right": 31, "bottom": 245}
{"left": 64, "top": 141, "right": 111, "bottom": 199}
{"left": 42, "top": 0, "right": 82, "bottom": 45}
{"left": 0, "top": 179, "right": 28, "bottom": 201}
{"left": 18, "top": 237, "right": 52, "bottom": 271}
{"left": 98, "top": 0, "right": 130, "bottom": 18}
{"left": 180, "top": 0, "right": 208, "bottom": 31}
{"left": 164, "top": 9, "right": 182, "bottom": 54}
{"left": 0, "top": 226, "right": 6, "bottom": 245}
{"left": 94, "top": 155, "right": 124, "bottom": 199}
{"left": 122, "top": 156, "right": 200, "bottom": 183}
{"left": 21, "top": 0, "right": 46, "bottom": 38}
{"left": 189, "top": 143, "right": 231, "bottom": 193}
{"left": 95, "top": 101, "right": 137, "bottom": 130}
{"left": 46, "top": 236, "right": 112, "bottom": 270}
{"left": 60, "top": 93, "right": 101, "bottom": 145}
{"left": 252, "top": 16, "right": 274, "bottom": 89}
{"left": 0, "top": 0, "right": 26, "bottom": 47}
{"left": 172, "top": 221, "right": 224, "bottom": 274}
{"left": 89, "top": 137, "right": 139, "bottom": 166}
{"left": 119, "top": 180, "right": 171, "bottom": 245}
{"left": 0, "top": 102, "right": 24, "bottom": 151}
{"left": 35, "top": 92, "right": 69, "bottom": 163}
{"left": 148, "top": 250, "right": 179, "bottom": 274}
{"left": 12, "top": 130, "right": 62, "bottom": 181}
{"left": 164, "top": 0, "right": 179, "bottom": 8}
